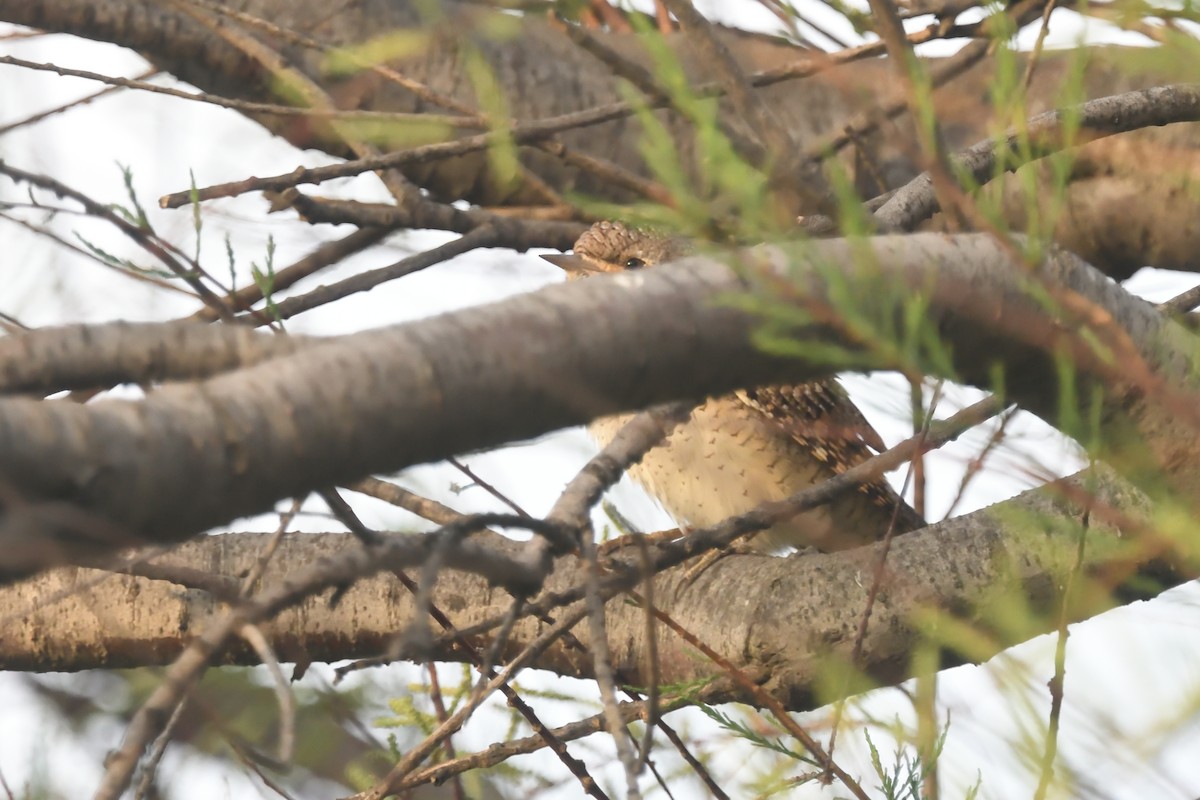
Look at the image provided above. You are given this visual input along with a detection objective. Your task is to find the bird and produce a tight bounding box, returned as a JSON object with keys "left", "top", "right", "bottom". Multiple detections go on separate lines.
{"left": 541, "top": 221, "right": 925, "bottom": 561}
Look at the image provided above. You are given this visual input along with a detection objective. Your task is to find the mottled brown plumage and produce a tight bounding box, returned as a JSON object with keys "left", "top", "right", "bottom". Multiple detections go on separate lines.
{"left": 543, "top": 221, "right": 924, "bottom": 554}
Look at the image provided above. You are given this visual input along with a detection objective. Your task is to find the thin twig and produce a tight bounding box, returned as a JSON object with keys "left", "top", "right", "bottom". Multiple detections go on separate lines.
{"left": 94, "top": 520, "right": 553, "bottom": 800}
{"left": 448, "top": 456, "right": 531, "bottom": 518}
{"left": 547, "top": 403, "right": 692, "bottom": 530}
{"left": 634, "top": 534, "right": 660, "bottom": 769}
{"left": 580, "top": 520, "right": 644, "bottom": 799}
{"left": 1021, "top": 0, "right": 1059, "bottom": 90}
{"left": 322, "top": 494, "right": 606, "bottom": 798}
{"left": 828, "top": 380, "right": 943, "bottom": 767}
{"left": 0, "top": 55, "right": 474, "bottom": 128}
{"left": 363, "top": 437, "right": 716, "bottom": 795}
{"left": 348, "top": 476, "right": 463, "bottom": 525}
{"left": 160, "top": 12, "right": 997, "bottom": 210}
{"left": 240, "top": 624, "right": 296, "bottom": 763}
{"left": 434, "top": 395, "right": 1006, "bottom": 657}
{"left": 1157, "top": 282, "right": 1200, "bottom": 316}
{"left": 662, "top": 0, "right": 833, "bottom": 216}
{"left": 425, "top": 663, "right": 467, "bottom": 800}
{"left": 876, "top": 84, "right": 1200, "bottom": 231}
{"left": 394, "top": 688, "right": 721, "bottom": 792}
{"left": 1033, "top": 466, "right": 1093, "bottom": 800}
{"left": 627, "top": 590, "right": 873, "bottom": 800}
{"left": 541, "top": 404, "right": 693, "bottom": 799}
{"left": 239, "top": 499, "right": 302, "bottom": 596}
{"left": 187, "top": 227, "right": 391, "bottom": 323}
{"left": 245, "top": 226, "right": 502, "bottom": 324}
{"left": 364, "top": 602, "right": 596, "bottom": 800}
{"left": 0, "top": 162, "right": 235, "bottom": 318}
{"left": 131, "top": 695, "right": 190, "bottom": 800}
{"left": 943, "top": 403, "right": 1016, "bottom": 519}
{"left": 400, "top": 515, "right": 547, "bottom": 660}
{"left": 805, "top": 34, "right": 993, "bottom": 172}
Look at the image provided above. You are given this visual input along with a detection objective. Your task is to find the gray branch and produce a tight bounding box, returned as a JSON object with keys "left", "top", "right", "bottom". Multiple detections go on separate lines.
{"left": 0, "top": 233, "right": 1196, "bottom": 578}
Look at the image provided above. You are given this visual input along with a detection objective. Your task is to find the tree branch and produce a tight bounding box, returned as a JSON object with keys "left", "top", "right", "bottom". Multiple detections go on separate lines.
{"left": 0, "top": 465, "right": 1182, "bottom": 712}
{"left": 1, "top": 233, "right": 1197, "bottom": 578}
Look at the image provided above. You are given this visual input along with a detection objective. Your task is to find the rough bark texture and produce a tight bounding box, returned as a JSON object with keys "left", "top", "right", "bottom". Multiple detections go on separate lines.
{"left": 1, "top": 468, "right": 1177, "bottom": 712}
{"left": 6, "top": 3, "right": 1200, "bottom": 274}
{"left": 0, "top": 233, "right": 1197, "bottom": 701}
{"left": 3, "top": 0, "right": 1200, "bottom": 718}
{"left": 2, "top": 234, "right": 1196, "bottom": 568}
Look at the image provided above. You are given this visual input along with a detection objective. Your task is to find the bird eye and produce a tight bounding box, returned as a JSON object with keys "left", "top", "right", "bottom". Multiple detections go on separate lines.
{"left": 624, "top": 257, "right": 646, "bottom": 269}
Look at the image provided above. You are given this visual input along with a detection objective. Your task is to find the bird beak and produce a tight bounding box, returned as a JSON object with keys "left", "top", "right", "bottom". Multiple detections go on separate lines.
{"left": 540, "top": 253, "right": 598, "bottom": 276}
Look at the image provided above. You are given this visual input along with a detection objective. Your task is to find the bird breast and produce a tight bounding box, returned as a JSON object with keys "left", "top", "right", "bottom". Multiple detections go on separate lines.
{"left": 588, "top": 396, "right": 847, "bottom": 553}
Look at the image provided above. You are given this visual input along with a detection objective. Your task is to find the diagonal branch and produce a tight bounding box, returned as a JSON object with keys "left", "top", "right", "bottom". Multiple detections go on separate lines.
{"left": 1, "top": 233, "right": 1198, "bottom": 578}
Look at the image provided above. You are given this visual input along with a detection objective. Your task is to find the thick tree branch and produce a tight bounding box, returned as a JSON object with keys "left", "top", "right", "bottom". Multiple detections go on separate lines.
{"left": 0, "top": 322, "right": 306, "bottom": 395}
{"left": 9, "top": 3, "right": 1200, "bottom": 275}
{"left": 877, "top": 84, "right": 1200, "bottom": 232}
{"left": 1, "top": 233, "right": 1198, "bottom": 578}
{"left": 0, "top": 466, "right": 1182, "bottom": 712}
{"left": 8, "top": 3, "right": 1200, "bottom": 794}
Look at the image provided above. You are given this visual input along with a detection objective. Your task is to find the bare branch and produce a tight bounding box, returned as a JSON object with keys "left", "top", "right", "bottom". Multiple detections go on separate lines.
{"left": 877, "top": 84, "right": 1200, "bottom": 232}
{"left": 1, "top": 233, "right": 1197, "bottom": 577}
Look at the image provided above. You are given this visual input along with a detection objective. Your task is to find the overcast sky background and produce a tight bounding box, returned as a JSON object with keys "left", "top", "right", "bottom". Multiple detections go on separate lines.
{"left": 3, "top": 1, "right": 1200, "bottom": 798}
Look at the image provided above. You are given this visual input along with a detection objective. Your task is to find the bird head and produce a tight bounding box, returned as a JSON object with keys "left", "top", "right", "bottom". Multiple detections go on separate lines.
{"left": 541, "top": 221, "right": 691, "bottom": 277}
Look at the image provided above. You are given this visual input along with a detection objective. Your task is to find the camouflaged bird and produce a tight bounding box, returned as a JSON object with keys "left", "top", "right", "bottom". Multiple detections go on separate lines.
{"left": 542, "top": 221, "right": 924, "bottom": 555}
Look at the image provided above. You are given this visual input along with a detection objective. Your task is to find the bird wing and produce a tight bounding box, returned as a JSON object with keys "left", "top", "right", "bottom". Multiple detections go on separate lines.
{"left": 733, "top": 382, "right": 925, "bottom": 531}
{"left": 734, "top": 381, "right": 886, "bottom": 459}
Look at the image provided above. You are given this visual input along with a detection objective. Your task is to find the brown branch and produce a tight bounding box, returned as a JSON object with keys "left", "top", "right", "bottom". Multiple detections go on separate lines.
{"left": 0, "top": 54, "right": 475, "bottom": 128}
{"left": 0, "top": 321, "right": 306, "bottom": 395}
{"left": 0, "top": 162, "right": 234, "bottom": 317}
{"left": 662, "top": 0, "right": 834, "bottom": 218}
{"left": 158, "top": 100, "right": 655, "bottom": 208}
{"left": 876, "top": 84, "right": 1200, "bottom": 231}
{"left": 2, "top": 234, "right": 1198, "bottom": 579}
{"left": 0, "top": 460, "right": 1183, "bottom": 704}
{"left": 630, "top": 587, "right": 873, "bottom": 800}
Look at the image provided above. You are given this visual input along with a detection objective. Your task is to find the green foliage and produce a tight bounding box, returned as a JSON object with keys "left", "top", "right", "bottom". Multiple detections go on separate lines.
{"left": 62, "top": 668, "right": 397, "bottom": 795}
{"left": 75, "top": 164, "right": 195, "bottom": 281}
{"left": 188, "top": 169, "right": 204, "bottom": 267}
{"left": 599, "top": 82, "right": 713, "bottom": 231}
{"left": 810, "top": 655, "right": 890, "bottom": 708}
{"left": 620, "top": 675, "right": 716, "bottom": 699}
{"left": 73, "top": 234, "right": 171, "bottom": 279}
{"left": 864, "top": 725, "right": 978, "bottom": 800}
{"left": 323, "top": 30, "right": 432, "bottom": 76}
{"left": 572, "top": 14, "right": 778, "bottom": 242}
{"left": 1052, "top": 351, "right": 1105, "bottom": 450}
{"left": 319, "top": 21, "right": 457, "bottom": 148}
{"left": 377, "top": 694, "right": 441, "bottom": 738}
{"left": 818, "top": 0, "right": 873, "bottom": 34}
{"left": 223, "top": 232, "right": 237, "bottom": 296}
{"left": 720, "top": 240, "right": 957, "bottom": 386}
{"left": 112, "top": 162, "right": 149, "bottom": 229}
{"left": 340, "top": 115, "right": 456, "bottom": 150}
{"left": 462, "top": 46, "right": 523, "bottom": 196}
{"left": 250, "top": 234, "right": 282, "bottom": 324}
{"left": 973, "top": 47, "right": 1092, "bottom": 251}
{"left": 691, "top": 704, "right": 974, "bottom": 800}
{"left": 696, "top": 703, "right": 818, "bottom": 766}
{"left": 1125, "top": 32, "right": 1200, "bottom": 80}
{"left": 18, "top": 8, "right": 1200, "bottom": 800}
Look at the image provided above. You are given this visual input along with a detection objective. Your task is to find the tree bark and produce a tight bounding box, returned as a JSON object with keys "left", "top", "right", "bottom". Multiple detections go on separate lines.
{"left": 1, "top": 466, "right": 1180, "bottom": 713}
{"left": 6, "top": 2, "right": 1200, "bottom": 274}
{"left": 2, "top": 234, "right": 1196, "bottom": 563}
{"left": 0, "top": 234, "right": 1196, "bottom": 703}
{"left": 3, "top": 0, "right": 1200, "bottom": 705}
